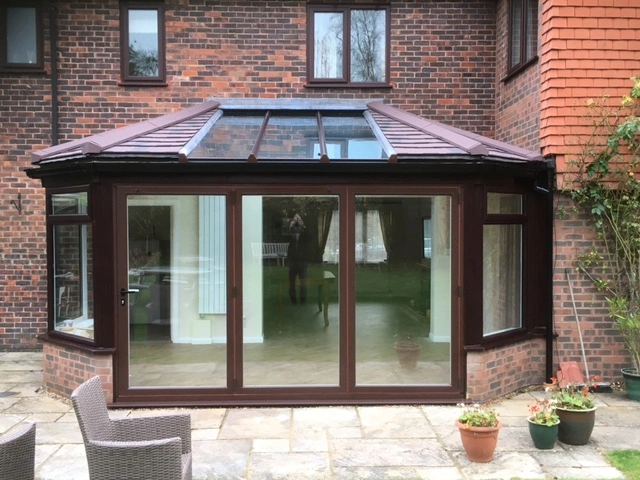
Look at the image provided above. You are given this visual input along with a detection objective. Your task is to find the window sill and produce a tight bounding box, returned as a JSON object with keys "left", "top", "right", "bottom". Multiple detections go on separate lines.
{"left": 38, "top": 332, "right": 113, "bottom": 354}
{"left": 0, "top": 66, "right": 46, "bottom": 75}
{"left": 464, "top": 330, "right": 533, "bottom": 351}
{"left": 119, "top": 80, "right": 168, "bottom": 87}
{"left": 304, "top": 82, "right": 392, "bottom": 89}
{"left": 501, "top": 56, "right": 538, "bottom": 84}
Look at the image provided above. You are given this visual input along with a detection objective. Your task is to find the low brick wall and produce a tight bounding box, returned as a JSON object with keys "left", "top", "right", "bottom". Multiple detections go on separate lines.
{"left": 42, "top": 341, "right": 114, "bottom": 403}
{"left": 467, "top": 338, "right": 546, "bottom": 401}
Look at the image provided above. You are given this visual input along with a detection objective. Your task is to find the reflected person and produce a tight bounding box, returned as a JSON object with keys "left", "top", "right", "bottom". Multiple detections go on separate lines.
{"left": 287, "top": 214, "right": 310, "bottom": 304}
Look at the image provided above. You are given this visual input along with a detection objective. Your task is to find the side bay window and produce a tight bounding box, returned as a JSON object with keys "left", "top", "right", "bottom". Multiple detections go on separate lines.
{"left": 120, "top": 1, "right": 166, "bottom": 85}
{"left": 49, "top": 191, "right": 94, "bottom": 341}
{"left": 483, "top": 192, "right": 524, "bottom": 337}
{"left": 0, "top": 2, "right": 43, "bottom": 71}
{"left": 307, "top": 4, "right": 390, "bottom": 87}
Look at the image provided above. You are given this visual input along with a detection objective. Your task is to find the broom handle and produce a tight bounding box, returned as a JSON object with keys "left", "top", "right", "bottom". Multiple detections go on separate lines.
{"left": 566, "top": 268, "right": 590, "bottom": 381}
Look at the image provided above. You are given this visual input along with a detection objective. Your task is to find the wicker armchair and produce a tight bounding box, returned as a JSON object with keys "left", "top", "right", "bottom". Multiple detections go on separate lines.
{"left": 71, "top": 376, "right": 192, "bottom": 480}
{"left": 0, "top": 422, "right": 36, "bottom": 480}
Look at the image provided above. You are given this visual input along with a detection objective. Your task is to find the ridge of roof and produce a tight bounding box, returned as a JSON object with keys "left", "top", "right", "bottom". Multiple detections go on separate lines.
{"left": 32, "top": 100, "right": 220, "bottom": 163}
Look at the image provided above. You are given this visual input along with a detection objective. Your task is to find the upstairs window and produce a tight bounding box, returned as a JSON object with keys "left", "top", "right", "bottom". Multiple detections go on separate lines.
{"left": 120, "top": 2, "right": 166, "bottom": 85}
{"left": 307, "top": 5, "right": 389, "bottom": 87}
{"left": 508, "top": 0, "right": 538, "bottom": 74}
{"left": 0, "top": 2, "right": 43, "bottom": 71}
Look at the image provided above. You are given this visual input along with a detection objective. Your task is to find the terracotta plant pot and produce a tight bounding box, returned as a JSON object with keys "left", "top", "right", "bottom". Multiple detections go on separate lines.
{"left": 394, "top": 341, "right": 421, "bottom": 370}
{"left": 455, "top": 420, "right": 502, "bottom": 462}
{"left": 527, "top": 417, "right": 559, "bottom": 449}
{"left": 556, "top": 407, "right": 596, "bottom": 445}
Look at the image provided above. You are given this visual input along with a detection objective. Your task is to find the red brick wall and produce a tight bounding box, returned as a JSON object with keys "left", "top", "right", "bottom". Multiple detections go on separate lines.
{"left": 42, "top": 342, "right": 114, "bottom": 402}
{"left": 495, "top": 0, "right": 541, "bottom": 152}
{"left": 552, "top": 194, "right": 630, "bottom": 384}
{"left": 467, "top": 338, "right": 546, "bottom": 401}
{"left": 0, "top": 0, "right": 498, "bottom": 351}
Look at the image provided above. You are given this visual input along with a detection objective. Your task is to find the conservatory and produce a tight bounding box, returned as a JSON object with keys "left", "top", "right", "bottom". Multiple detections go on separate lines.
{"left": 27, "top": 98, "right": 553, "bottom": 406}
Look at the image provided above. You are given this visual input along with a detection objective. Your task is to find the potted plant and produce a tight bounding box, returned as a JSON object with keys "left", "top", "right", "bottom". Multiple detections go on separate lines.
{"left": 455, "top": 403, "right": 502, "bottom": 462}
{"left": 608, "top": 298, "right": 640, "bottom": 401}
{"left": 548, "top": 378, "right": 597, "bottom": 445}
{"left": 393, "top": 335, "right": 421, "bottom": 370}
{"left": 527, "top": 395, "right": 560, "bottom": 449}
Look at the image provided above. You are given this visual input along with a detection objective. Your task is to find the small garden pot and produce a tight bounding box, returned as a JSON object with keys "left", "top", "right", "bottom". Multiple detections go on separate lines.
{"left": 556, "top": 407, "right": 596, "bottom": 445}
{"left": 527, "top": 417, "right": 559, "bottom": 449}
{"left": 455, "top": 420, "right": 502, "bottom": 463}
{"left": 394, "top": 341, "right": 421, "bottom": 370}
{"left": 622, "top": 368, "right": 640, "bottom": 401}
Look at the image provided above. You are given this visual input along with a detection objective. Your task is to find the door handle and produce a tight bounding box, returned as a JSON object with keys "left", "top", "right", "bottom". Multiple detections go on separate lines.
{"left": 120, "top": 288, "right": 139, "bottom": 305}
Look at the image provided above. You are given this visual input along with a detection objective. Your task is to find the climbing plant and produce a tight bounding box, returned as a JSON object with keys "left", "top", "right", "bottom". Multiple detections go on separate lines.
{"left": 569, "top": 78, "right": 640, "bottom": 372}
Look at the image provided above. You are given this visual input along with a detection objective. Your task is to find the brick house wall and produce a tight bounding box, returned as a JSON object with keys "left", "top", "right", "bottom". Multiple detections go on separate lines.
{"left": 1, "top": 0, "right": 498, "bottom": 352}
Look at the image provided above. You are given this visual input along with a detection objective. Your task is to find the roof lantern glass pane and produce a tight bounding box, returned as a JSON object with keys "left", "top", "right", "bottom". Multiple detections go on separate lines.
{"left": 321, "top": 115, "right": 385, "bottom": 160}
{"left": 258, "top": 114, "right": 319, "bottom": 160}
{"left": 191, "top": 114, "right": 264, "bottom": 159}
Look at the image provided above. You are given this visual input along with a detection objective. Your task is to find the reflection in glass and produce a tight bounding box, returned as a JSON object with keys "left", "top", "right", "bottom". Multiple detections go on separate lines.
{"left": 191, "top": 115, "right": 264, "bottom": 159}
{"left": 321, "top": 116, "right": 385, "bottom": 160}
{"left": 53, "top": 224, "right": 94, "bottom": 339}
{"left": 128, "top": 9, "right": 159, "bottom": 77}
{"left": 350, "top": 10, "right": 386, "bottom": 82}
{"left": 487, "top": 193, "right": 523, "bottom": 214}
{"left": 7, "top": 8, "right": 37, "bottom": 64}
{"left": 355, "top": 196, "right": 451, "bottom": 386}
{"left": 314, "top": 12, "right": 343, "bottom": 79}
{"left": 127, "top": 195, "right": 227, "bottom": 388}
{"left": 483, "top": 224, "right": 522, "bottom": 336}
{"left": 51, "top": 192, "right": 88, "bottom": 215}
{"left": 243, "top": 195, "right": 339, "bottom": 386}
{"left": 258, "top": 115, "right": 319, "bottom": 160}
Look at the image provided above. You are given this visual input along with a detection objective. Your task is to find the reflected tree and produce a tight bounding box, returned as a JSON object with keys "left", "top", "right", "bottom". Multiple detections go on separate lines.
{"left": 129, "top": 43, "right": 158, "bottom": 77}
{"left": 350, "top": 10, "right": 385, "bottom": 82}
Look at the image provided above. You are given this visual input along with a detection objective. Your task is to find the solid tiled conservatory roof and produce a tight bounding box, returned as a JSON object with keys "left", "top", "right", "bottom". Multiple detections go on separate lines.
{"left": 31, "top": 99, "right": 544, "bottom": 165}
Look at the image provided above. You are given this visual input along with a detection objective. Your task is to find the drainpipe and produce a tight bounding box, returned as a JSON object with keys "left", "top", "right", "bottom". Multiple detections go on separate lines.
{"left": 49, "top": 1, "right": 59, "bottom": 145}
{"left": 533, "top": 158, "right": 556, "bottom": 383}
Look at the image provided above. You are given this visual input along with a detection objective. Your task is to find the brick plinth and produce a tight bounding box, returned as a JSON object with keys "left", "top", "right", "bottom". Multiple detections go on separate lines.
{"left": 42, "top": 341, "right": 114, "bottom": 403}
{"left": 467, "top": 338, "right": 547, "bottom": 401}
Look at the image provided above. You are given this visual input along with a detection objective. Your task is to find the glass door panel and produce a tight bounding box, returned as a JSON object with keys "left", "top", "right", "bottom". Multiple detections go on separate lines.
{"left": 355, "top": 196, "right": 452, "bottom": 386}
{"left": 127, "top": 195, "right": 227, "bottom": 388}
{"left": 242, "top": 195, "right": 340, "bottom": 386}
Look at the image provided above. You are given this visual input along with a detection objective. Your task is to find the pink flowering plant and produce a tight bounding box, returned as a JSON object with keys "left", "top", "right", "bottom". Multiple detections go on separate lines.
{"left": 528, "top": 396, "right": 559, "bottom": 426}
{"left": 457, "top": 403, "right": 499, "bottom": 428}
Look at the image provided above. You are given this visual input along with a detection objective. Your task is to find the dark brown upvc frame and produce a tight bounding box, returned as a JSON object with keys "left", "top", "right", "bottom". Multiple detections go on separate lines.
{"left": 306, "top": 4, "right": 391, "bottom": 89}
{"left": 505, "top": 0, "right": 538, "bottom": 80}
{"left": 119, "top": 1, "right": 167, "bottom": 87}
{"left": 111, "top": 181, "right": 463, "bottom": 406}
{"left": 45, "top": 185, "right": 95, "bottom": 347}
{"left": 0, "top": 1, "right": 44, "bottom": 73}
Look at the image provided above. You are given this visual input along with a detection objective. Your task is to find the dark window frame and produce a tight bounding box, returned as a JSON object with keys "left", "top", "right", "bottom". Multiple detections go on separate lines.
{"left": 46, "top": 186, "right": 95, "bottom": 346}
{"left": 119, "top": 1, "right": 166, "bottom": 87}
{"left": 506, "top": 0, "right": 538, "bottom": 79}
{"left": 0, "top": 1, "right": 44, "bottom": 73}
{"left": 306, "top": 4, "right": 391, "bottom": 88}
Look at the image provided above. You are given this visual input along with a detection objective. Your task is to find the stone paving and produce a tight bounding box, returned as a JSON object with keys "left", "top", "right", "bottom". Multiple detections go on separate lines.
{"left": 2, "top": 351, "right": 639, "bottom": 479}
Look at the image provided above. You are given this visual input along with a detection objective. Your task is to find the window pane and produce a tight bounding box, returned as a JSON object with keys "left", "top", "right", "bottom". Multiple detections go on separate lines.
{"left": 128, "top": 9, "right": 159, "bottom": 77}
{"left": 487, "top": 193, "right": 522, "bottom": 214}
{"left": 243, "top": 195, "right": 340, "bottom": 387}
{"left": 127, "top": 195, "right": 227, "bottom": 388}
{"left": 483, "top": 224, "right": 522, "bottom": 336}
{"left": 350, "top": 10, "right": 386, "bottom": 82}
{"left": 525, "top": 0, "right": 538, "bottom": 61}
{"left": 356, "top": 196, "right": 452, "bottom": 386}
{"left": 7, "top": 7, "right": 37, "bottom": 64}
{"left": 322, "top": 116, "right": 385, "bottom": 160}
{"left": 258, "top": 115, "right": 319, "bottom": 160}
{"left": 191, "top": 114, "right": 264, "bottom": 159}
{"left": 51, "top": 192, "right": 88, "bottom": 215}
{"left": 510, "top": 0, "right": 522, "bottom": 67}
{"left": 314, "top": 12, "right": 343, "bottom": 79}
{"left": 54, "top": 225, "right": 94, "bottom": 339}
